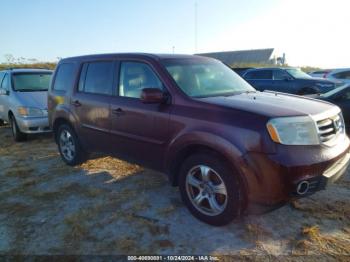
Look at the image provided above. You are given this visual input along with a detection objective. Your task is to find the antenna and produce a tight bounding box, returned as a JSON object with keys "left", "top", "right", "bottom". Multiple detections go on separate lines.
{"left": 195, "top": 1, "right": 198, "bottom": 53}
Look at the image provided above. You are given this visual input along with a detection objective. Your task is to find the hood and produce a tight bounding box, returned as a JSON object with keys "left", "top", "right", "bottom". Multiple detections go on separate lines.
{"left": 301, "top": 77, "right": 335, "bottom": 85}
{"left": 13, "top": 91, "right": 48, "bottom": 109}
{"left": 197, "top": 91, "right": 336, "bottom": 118}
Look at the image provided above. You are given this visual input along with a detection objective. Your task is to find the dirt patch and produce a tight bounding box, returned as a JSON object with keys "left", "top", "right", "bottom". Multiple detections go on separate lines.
{"left": 0, "top": 125, "right": 350, "bottom": 257}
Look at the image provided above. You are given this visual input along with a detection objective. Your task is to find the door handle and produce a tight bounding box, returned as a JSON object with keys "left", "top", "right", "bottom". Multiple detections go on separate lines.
{"left": 112, "top": 108, "right": 124, "bottom": 115}
{"left": 71, "top": 100, "right": 82, "bottom": 107}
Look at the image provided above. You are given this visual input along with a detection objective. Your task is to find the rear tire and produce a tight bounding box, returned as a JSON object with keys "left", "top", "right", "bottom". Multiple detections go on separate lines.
{"left": 178, "top": 152, "right": 243, "bottom": 226}
{"left": 10, "top": 116, "right": 27, "bottom": 142}
{"left": 56, "top": 124, "right": 87, "bottom": 166}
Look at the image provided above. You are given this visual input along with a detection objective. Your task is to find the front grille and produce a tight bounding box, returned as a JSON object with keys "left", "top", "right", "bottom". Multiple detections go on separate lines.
{"left": 317, "top": 114, "right": 344, "bottom": 143}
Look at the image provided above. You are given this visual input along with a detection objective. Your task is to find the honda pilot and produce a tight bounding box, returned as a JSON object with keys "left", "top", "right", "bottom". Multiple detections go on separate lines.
{"left": 48, "top": 54, "right": 350, "bottom": 226}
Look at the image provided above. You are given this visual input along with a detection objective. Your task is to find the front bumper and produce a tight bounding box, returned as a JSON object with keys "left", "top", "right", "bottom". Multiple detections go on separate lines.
{"left": 16, "top": 116, "right": 51, "bottom": 134}
{"left": 241, "top": 135, "right": 350, "bottom": 212}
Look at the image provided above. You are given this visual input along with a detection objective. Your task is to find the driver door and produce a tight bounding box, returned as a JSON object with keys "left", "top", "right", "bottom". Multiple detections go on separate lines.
{"left": 110, "top": 61, "right": 171, "bottom": 169}
{"left": 272, "top": 69, "right": 295, "bottom": 93}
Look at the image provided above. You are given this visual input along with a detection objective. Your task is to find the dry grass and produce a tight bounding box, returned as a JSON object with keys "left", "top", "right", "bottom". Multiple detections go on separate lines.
{"left": 291, "top": 199, "right": 350, "bottom": 224}
{"left": 80, "top": 156, "right": 142, "bottom": 178}
{"left": 243, "top": 223, "right": 272, "bottom": 243}
{"left": 156, "top": 204, "right": 177, "bottom": 217}
{"left": 5, "top": 167, "right": 35, "bottom": 177}
{"left": 115, "top": 237, "right": 137, "bottom": 253}
{"left": 30, "top": 182, "right": 105, "bottom": 202}
{"left": 0, "top": 202, "right": 37, "bottom": 216}
{"left": 293, "top": 225, "right": 350, "bottom": 255}
{"left": 153, "top": 239, "right": 174, "bottom": 248}
{"left": 63, "top": 209, "right": 97, "bottom": 243}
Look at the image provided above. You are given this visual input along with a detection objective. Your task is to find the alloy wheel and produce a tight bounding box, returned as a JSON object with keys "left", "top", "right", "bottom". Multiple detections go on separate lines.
{"left": 59, "top": 129, "right": 76, "bottom": 161}
{"left": 185, "top": 165, "right": 228, "bottom": 216}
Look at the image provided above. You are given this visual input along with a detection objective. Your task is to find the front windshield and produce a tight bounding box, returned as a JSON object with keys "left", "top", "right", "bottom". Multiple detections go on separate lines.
{"left": 286, "top": 68, "right": 312, "bottom": 79}
{"left": 12, "top": 73, "right": 52, "bottom": 91}
{"left": 162, "top": 58, "right": 255, "bottom": 98}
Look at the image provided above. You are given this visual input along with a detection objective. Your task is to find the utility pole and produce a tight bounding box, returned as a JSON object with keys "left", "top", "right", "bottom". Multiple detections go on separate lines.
{"left": 195, "top": 1, "right": 198, "bottom": 53}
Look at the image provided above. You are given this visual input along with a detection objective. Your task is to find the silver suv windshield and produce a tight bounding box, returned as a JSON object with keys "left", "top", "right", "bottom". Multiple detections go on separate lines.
{"left": 162, "top": 58, "right": 255, "bottom": 98}
{"left": 12, "top": 73, "right": 52, "bottom": 92}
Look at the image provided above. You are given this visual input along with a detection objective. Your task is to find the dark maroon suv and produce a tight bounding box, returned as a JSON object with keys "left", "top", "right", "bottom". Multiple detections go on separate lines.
{"left": 48, "top": 53, "right": 350, "bottom": 226}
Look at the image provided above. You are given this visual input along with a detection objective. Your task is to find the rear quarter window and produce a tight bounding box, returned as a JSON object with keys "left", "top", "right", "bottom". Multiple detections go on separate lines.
{"left": 53, "top": 63, "right": 76, "bottom": 91}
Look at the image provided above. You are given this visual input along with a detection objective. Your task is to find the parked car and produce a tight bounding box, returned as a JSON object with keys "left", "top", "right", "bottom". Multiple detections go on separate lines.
{"left": 308, "top": 69, "right": 332, "bottom": 78}
{"left": 310, "top": 68, "right": 350, "bottom": 85}
{"left": 243, "top": 67, "right": 336, "bottom": 95}
{"left": 48, "top": 54, "right": 350, "bottom": 226}
{"left": 316, "top": 84, "right": 350, "bottom": 131}
{"left": 0, "top": 68, "right": 53, "bottom": 141}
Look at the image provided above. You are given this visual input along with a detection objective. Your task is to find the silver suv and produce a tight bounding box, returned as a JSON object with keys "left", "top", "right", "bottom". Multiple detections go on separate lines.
{"left": 0, "top": 68, "right": 53, "bottom": 141}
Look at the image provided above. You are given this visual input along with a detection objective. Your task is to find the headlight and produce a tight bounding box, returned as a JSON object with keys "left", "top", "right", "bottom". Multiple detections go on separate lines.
{"left": 17, "top": 107, "right": 46, "bottom": 117}
{"left": 266, "top": 116, "right": 319, "bottom": 145}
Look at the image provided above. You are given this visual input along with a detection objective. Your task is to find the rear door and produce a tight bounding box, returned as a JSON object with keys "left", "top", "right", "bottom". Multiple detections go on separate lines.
{"left": 243, "top": 69, "right": 273, "bottom": 91}
{"left": 109, "top": 60, "right": 171, "bottom": 170}
{"left": 70, "top": 60, "right": 115, "bottom": 152}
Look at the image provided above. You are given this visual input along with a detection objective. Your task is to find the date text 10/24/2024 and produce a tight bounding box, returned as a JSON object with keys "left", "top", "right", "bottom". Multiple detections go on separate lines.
{"left": 127, "top": 255, "right": 219, "bottom": 261}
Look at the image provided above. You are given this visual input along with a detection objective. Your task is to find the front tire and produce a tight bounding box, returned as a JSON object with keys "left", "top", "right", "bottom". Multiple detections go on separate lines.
{"left": 179, "top": 152, "right": 243, "bottom": 226}
{"left": 10, "top": 116, "right": 27, "bottom": 142}
{"left": 57, "top": 124, "right": 87, "bottom": 166}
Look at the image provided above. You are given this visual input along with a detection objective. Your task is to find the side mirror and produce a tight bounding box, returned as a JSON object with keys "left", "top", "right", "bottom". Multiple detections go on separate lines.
{"left": 0, "top": 89, "right": 9, "bottom": 96}
{"left": 140, "top": 88, "right": 167, "bottom": 104}
{"left": 284, "top": 76, "right": 293, "bottom": 81}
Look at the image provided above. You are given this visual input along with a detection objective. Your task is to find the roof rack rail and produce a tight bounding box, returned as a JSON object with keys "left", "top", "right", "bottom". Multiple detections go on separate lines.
{"left": 3, "top": 67, "right": 52, "bottom": 70}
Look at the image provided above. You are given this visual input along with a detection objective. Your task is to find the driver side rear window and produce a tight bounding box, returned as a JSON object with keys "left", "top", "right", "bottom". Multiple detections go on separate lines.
{"left": 78, "top": 61, "right": 114, "bottom": 95}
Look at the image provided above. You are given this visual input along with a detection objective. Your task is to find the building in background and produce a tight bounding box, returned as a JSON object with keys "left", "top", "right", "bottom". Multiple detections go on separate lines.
{"left": 197, "top": 48, "right": 286, "bottom": 66}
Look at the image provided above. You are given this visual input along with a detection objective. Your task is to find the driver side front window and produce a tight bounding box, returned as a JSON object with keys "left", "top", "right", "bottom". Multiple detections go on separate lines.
{"left": 119, "top": 62, "right": 163, "bottom": 98}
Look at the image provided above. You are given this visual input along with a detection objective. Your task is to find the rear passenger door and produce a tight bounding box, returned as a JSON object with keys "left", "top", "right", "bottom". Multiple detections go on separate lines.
{"left": 244, "top": 70, "right": 273, "bottom": 91}
{"left": 109, "top": 60, "right": 171, "bottom": 170}
{"left": 71, "top": 60, "right": 115, "bottom": 152}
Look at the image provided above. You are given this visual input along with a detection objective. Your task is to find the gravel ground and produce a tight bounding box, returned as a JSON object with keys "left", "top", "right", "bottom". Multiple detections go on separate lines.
{"left": 0, "top": 125, "right": 349, "bottom": 259}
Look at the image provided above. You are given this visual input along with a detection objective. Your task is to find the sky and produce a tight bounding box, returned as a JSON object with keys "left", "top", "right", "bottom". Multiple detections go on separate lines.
{"left": 1, "top": 0, "right": 349, "bottom": 68}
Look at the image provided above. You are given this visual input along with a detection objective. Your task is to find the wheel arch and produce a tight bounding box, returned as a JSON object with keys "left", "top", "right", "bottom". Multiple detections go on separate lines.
{"left": 52, "top": 117, "right": 74, "bottom": 143}
{"left": 165, "top": 131, "right": 249, "bottom": 203}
